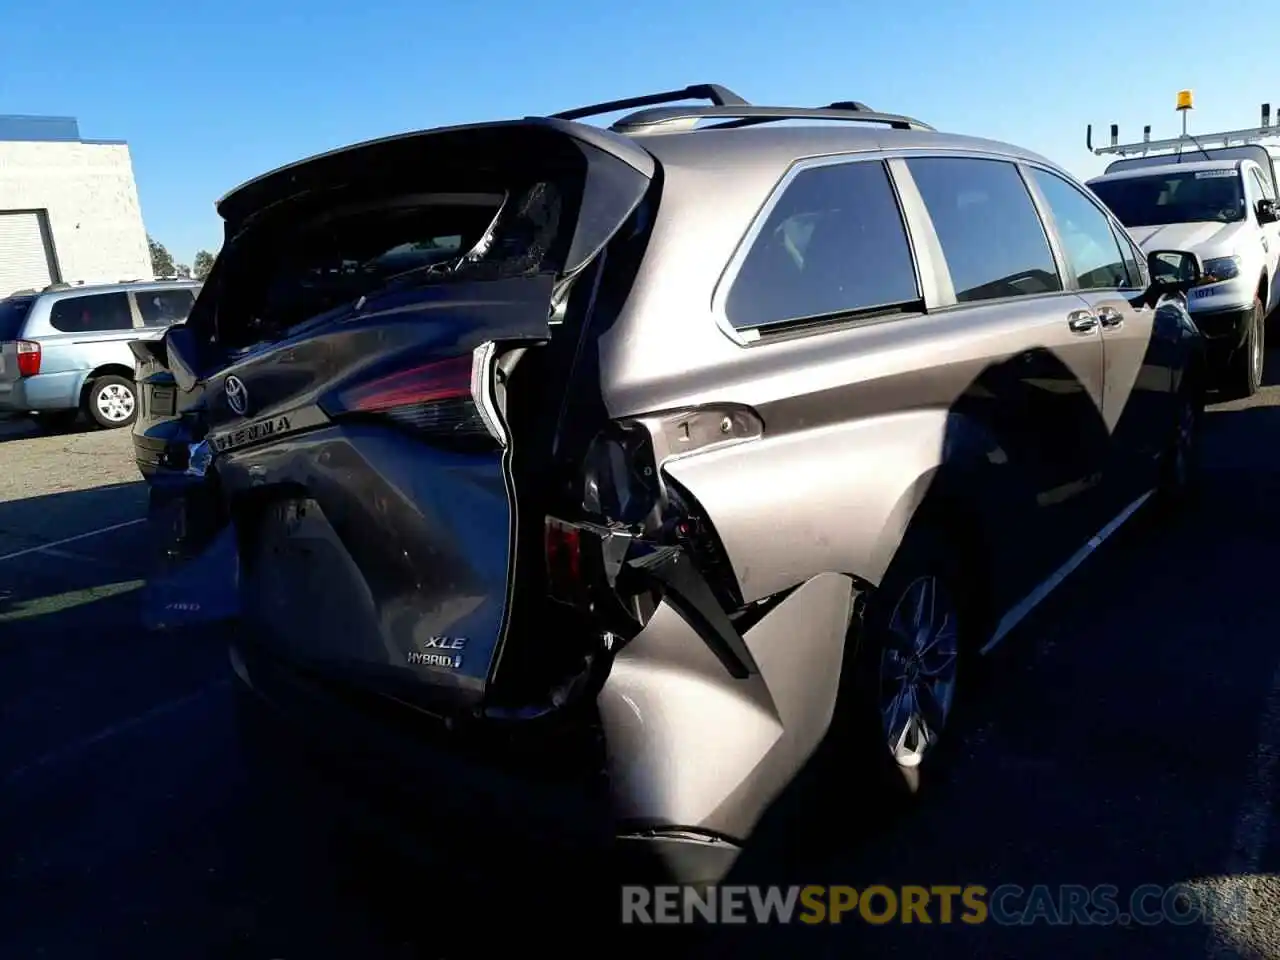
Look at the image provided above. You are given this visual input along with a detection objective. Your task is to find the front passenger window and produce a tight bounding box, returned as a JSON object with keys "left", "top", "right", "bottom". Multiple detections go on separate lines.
{"left": 1030, "top": 169, "right": 1130, "bottom": 291}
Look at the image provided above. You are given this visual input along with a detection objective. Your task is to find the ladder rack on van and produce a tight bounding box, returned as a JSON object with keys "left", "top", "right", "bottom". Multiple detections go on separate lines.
{"left": 1086, "top": 102, "right": 1276, "bottom": 158}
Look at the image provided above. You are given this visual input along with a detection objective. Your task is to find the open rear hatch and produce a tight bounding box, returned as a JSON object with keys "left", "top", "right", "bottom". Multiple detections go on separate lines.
{"left": 151, "top": 118, "right": 656, "bottom": 716}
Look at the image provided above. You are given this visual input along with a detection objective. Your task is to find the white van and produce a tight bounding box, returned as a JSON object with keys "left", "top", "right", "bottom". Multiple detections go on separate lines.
{"left": 1088, "top": 158, "right": 1280, "bottom": 396}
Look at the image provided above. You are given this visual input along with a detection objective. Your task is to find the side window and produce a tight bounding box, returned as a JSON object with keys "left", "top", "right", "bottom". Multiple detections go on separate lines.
{"left": 725, "top": 160, "right": 920, "bottom": 331}
{"left": 1029, "top": 168, "right": 1130, "bottom": 291}
{"left": 1251, "top": 168, "right": 1274, "bottom": 202}
{"left": 48, "top": 292, "right": 133, "bottom": 333}
{"left": 136, "top": 288, "right": 196, "bottom": 327}
{"left": 1126, "top": 235, "right": 1149, "bottom": 288}
{"left": 904, "top": 156, "right": 1062, "bottom": 303}
{"left": 1110, "top": 223, "right": 1144, "bottom": 289}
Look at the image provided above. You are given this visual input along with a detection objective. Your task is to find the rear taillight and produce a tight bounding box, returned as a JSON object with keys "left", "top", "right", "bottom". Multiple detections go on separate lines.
{"left": 326, "top": 354, "right": 496, "bottom": 448}
{"left": 15, "top": 340, "right": 40, "bottom": 378}
{"left": 545, "top": 518, "right": 584, "bottom": 603}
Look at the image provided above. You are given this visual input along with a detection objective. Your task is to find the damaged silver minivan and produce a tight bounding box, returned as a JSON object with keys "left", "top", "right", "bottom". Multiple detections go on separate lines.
{"left": 132, "top": 84, "right": 1207, "bottom": 884}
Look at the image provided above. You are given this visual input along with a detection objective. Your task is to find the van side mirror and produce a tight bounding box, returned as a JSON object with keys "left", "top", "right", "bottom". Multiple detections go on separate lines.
{"left": 1258, "top": 198, "right": 1279, "bottom": 225}
{"left": 1143, "top": 250, "right": 1203, "bottom": 307}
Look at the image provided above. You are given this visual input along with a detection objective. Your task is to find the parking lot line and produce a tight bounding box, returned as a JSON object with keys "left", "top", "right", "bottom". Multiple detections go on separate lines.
{"left": 0, "top": 517, "right": 146, "bottom": 563}
{"left": 2, "top": 679, "right": 228, "bottom": 788}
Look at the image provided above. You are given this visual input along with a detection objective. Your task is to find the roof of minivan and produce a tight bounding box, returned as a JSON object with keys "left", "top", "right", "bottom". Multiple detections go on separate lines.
{"left": 30, "top": 279, "right": 201, "bottom": 302}
{"left": 1088, "top": 158, "right": 1247, "bottom": 183}
{"left": 218, "top": 116, "right": 1068, "bottom": 221}
{"left": 626, "top": 122, "right": 1060, "bottom": 171}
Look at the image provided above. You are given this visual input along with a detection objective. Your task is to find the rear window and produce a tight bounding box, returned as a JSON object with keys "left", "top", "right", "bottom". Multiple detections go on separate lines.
{"left": 136, "top": 288, "right": 196, "bottom": 327}
{"left": 49, "top": 292, "right": 134, "bottom": 333}
{"left": 0, "top": 297, "right": 34, "bottom": 341}
{"left": 214, "top": 186, "right": 564, "bottom": 346}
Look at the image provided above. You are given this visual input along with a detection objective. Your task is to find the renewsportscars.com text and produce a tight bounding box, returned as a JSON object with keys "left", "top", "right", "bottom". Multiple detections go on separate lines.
{"left": 621, "top": 883, "right": 1241, "bottom": 926}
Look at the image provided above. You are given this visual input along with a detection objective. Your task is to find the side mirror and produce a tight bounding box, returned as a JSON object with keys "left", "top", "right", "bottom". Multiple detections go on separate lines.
{"left": 1143, "top": 249, "right": 1204, "bottom": 307}
{"left": 1258, "top": 198, "right": 1279, "bottom": 225}
{"left": 162, "top": 323, "right": 201, "bottom": 393}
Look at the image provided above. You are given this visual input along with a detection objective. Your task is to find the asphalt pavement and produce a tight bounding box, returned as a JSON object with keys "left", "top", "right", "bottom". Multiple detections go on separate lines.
{"left": 2, "top": 359, "right": 1280, "bottom": 959}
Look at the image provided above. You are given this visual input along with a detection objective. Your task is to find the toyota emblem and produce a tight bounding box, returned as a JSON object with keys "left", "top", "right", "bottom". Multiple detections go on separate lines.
{"left": 225, "top": 375, "right": 249, "bottom": 416}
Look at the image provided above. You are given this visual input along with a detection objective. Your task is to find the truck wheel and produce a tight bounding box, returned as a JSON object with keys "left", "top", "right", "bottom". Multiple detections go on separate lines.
{"left": 85, "top": 375, "right": 138, "bottom": 429}
{"left": 1225, "top": 294, "right": 1265, "bottom": 399}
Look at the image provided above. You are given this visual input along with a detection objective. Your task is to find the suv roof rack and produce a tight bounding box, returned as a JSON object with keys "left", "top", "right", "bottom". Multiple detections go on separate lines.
{"left": 1087, "top": 101, "right": 1277, "bottom": 158}
{"left": 610, "top": 102, "right": 933, "bottom": 135}
{"left": 550, "top": 83, "right": 749, "bottom": 122}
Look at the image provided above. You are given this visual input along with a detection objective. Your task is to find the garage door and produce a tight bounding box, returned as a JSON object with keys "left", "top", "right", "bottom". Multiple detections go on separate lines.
{"left": 0, "top": 211, "right": 56, "bottom": 297}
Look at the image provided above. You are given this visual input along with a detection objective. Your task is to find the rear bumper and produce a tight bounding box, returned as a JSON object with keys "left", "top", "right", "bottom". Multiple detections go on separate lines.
{"left": 230, "top": 633, "right": 741, "bottom": 887}
{"left": 0, "top": 370, "right": 81, "bottom": 413}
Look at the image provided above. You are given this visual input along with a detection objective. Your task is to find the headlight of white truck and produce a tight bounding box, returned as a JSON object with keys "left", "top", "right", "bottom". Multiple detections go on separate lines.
{"left": 1201, "top": 255, "right": 1241, "bottom": 283}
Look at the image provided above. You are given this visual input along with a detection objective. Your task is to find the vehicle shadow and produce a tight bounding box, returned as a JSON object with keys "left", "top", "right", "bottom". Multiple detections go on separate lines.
{"left": 686, "top": 373, "right": 1280, "bottom": 957}
{"left": 0, "top": 415, "right": 98, "bottom": 444}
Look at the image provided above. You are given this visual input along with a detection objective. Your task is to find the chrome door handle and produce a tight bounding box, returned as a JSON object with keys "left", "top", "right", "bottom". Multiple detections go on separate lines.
{"left": 1096, "top": 307, "right": 1124, "bottom": 329}
{"left": 1067, "top": 310, "right": 1098, "bottom": 334}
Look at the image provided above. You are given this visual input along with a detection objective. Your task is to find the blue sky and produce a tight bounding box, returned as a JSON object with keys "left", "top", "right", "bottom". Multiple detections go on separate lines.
{"left": 3, "top": 0, "right": 1276, "bottom": 265}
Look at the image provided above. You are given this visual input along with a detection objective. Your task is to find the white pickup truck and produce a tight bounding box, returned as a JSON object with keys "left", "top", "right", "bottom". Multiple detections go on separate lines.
{"left": 1088, "top": 157, "right": 1280, "bottom": 396}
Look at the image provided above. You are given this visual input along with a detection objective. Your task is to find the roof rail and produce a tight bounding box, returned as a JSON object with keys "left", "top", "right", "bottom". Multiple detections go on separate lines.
{"left": 550, "top": 83, "right": 749, "bottom": 122}
{"left": 610, "top": 103, "right": 933, "bottom": 135}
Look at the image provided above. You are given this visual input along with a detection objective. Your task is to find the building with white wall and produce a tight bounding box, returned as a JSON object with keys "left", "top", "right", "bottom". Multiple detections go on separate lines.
{"left": 0, "top": 115, "right": 152, "bottom": 297}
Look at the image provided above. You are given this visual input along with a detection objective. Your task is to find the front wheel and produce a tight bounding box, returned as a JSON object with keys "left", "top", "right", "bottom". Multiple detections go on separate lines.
{"left": 85, "top": 374, "right": 138, "bottom": 429}
{"left": 1225, "top": 295, "right": 1265, "bottom": 399}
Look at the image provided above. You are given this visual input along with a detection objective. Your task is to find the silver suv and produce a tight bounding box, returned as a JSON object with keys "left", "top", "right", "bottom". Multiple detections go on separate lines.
{"left": 0, "top": 279, "right": 200, "bottom": 430}
{"left": 138, "top": 85, "right": 1205, "bottom": 885}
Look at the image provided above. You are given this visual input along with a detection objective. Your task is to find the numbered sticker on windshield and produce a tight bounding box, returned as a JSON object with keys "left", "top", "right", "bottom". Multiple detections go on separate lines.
{"left": 1195, "top": 170, "right": 1238, "bottom": 179}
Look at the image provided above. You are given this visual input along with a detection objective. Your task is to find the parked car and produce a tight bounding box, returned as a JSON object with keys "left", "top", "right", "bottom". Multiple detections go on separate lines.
{"left": 134, "top": 85, "right": 1207, "bottom": 885}
{"left": 1088, "top": 159, "right": 1280, "bottom": 397}
{"left": 0, "top": 280, "right": 201, "bottom": 430}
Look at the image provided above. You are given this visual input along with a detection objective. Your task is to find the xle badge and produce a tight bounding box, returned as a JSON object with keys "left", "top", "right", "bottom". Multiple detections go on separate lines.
{"left": 407, "top": 635, "right": 466, "bottom": 669}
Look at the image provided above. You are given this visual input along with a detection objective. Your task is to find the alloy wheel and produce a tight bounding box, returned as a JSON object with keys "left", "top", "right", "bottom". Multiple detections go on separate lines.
{"left": 95, "top": 382, "right": 136, "bottom": 423}
{"left": 879, "top": 574, "right": 959, "bottom": 768}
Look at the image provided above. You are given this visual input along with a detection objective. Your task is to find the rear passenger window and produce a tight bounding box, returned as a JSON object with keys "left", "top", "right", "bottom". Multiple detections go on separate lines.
{"left": 136, "top": 288, "right": 195, "bottom": 327}
{"left": 1028, "top": 168, "right": 1130, "bottom": 291}
{"left": 49, "top": 292, "right": 133, "bottom": 333}
{"left": 725, "top": 160, "right": 920, "bottom": 331}
{"left": 905, "top": 157, "right": 1061, "bottom": 303}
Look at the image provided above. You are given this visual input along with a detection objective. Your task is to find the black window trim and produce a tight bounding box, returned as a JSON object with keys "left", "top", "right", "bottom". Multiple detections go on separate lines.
{"left": 1021, "top": 161, "right": 1144, "bottom": 294}
{"left": 712, "top": 152, "right": 931, "bottom": 347}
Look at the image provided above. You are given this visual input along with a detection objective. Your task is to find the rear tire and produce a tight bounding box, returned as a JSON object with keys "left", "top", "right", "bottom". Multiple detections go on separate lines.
{"left": 843, "top": 521, "right": 978, "bottom": 799}
{"left": 85, "top": 374, "right": 138, "bottom": 429}
{"left": 1224, "top": 295, "right": 1265, "bottom": 399}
